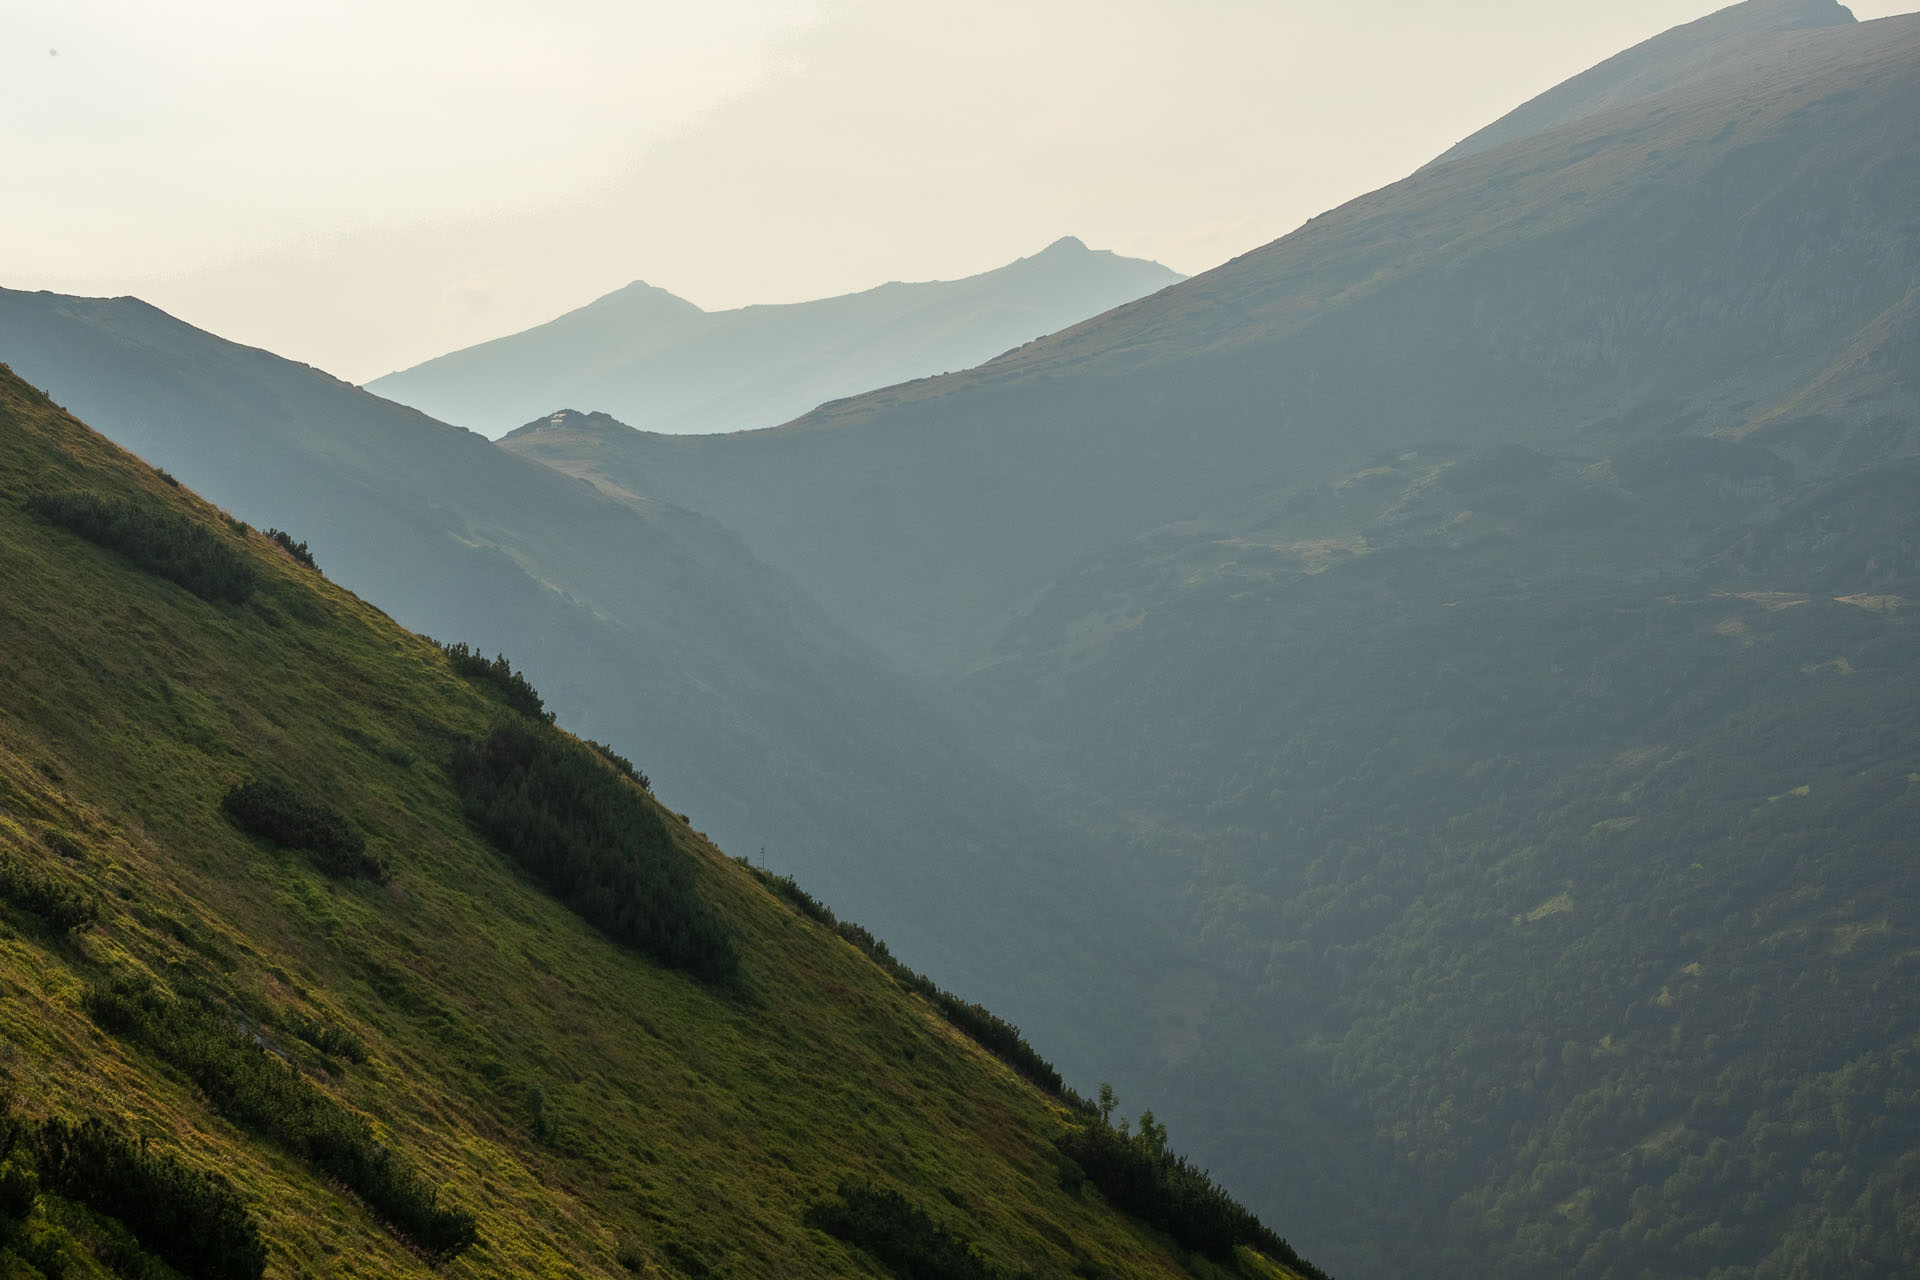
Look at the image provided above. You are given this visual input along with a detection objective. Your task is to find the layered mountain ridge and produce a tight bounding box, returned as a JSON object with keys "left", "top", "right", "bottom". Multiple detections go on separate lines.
{"left": 499, "top": 12, "right": 1920, "bottom": 1278}
{"left": 502, "top": 14, "right": 1920, "bottom": 676}
{"left": 366, "top": 236, "right": 1184, "bottom": 437}
{"left": 5, "top": 5, "right": 1918, "bottom": 1277}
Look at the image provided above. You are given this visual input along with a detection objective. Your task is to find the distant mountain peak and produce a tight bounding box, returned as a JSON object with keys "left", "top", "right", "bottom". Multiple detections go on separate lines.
{"left": 578, "top": 279, "right": 705, "bottom": 319}
{"left": 367, "top": 238, "right": 1183, "bottom": 437}
{"left": 508, "top": 408, "right": 632, "bottom": 440}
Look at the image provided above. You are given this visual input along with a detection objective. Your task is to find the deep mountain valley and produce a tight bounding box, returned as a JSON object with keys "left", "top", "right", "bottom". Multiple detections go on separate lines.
{"left": 4, "top": 2, "right": 1918, "bottom": 1277}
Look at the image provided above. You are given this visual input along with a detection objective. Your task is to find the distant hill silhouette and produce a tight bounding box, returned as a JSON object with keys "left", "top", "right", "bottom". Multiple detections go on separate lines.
{"left": 366, "top": 236, "right": 1183, "bottom": 437}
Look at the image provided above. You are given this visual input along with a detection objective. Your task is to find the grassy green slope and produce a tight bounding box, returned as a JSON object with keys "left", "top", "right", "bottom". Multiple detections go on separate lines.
{"left": 0, "top": 367, "right": 1307, "bottom": 1280}
{"left": 0, "top": 287, "right": 1177, "bottom": 1101}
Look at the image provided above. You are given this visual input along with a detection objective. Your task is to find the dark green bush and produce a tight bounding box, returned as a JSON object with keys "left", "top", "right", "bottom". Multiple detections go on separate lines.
{"left": 0, "top": 1107, "right": 33, "bottom": 1228}
{"left": 30, "top": 1116, "right": 266, "bottom": 1280}
{"left": 221, "top": 779, "right": 387, "bottom": 882}
{"left": 928, "top": 994, "right": 1062, "bottom": 1098}
{"left": 84, "top": 980, "right": 477, "bottom": 1262}
{"left": 263, "top": 528, "right": 317, "bottom": 571}
{"left": 1054, "top": 1116, "right": 1325, "bottom": 1277}
{"left": 585, "top": 739, "right": 650, "bottom": 792}
{"left": 452, "top": 714, "right": 736, "bottom": 983}
{"left": 291, "top": 1015, "right": 367, "bottom": 1066}
{"left": 441, "top": 643, "right": 552, "bottom": 721}
{"left": 0, "top": 855, "right": 98, "bottom": 932}
{"left": 24, "top": 490, "right": 255, "bottom": 604}
{"left": 804, "top": 1180, "right": 1023, "bottom": 1280}
{"left": 750, "top": 868, "right": 1075, "bottom": 1103}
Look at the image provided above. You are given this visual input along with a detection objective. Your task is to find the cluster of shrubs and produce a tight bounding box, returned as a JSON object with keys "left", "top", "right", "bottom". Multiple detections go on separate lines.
{"left": 441, "top": 643, "right": 552, "bottom": 721}
{"left": 0, "top": 854, "right": 99, "bottom": 933}
{"left": 290, "top": 1014, "right": 368, "bottom": 1068}
{"left": 1055, "top": 1108, "right": 1325, "bottom": 1277}
{"left": 804, "top": 1180, "right": 1028, "bottom": 1280}
{"left": 752, "top": 870, "right": 1070, "bottom": 1100}
{"left": 83, "top": 979, "right": 477, "bottom": 1262}
{"left": 585, "top": 739, "right": 651, "bottom": 792}
{"left": 264, "top": 528, "right": 317, "bottom": 571}
{"left": 24, "top": 489, "right": 256, "bottom": 604}
{"left": 221, "top": 779, "right": 388, "bottom": 881}
{"left": 0, "top": 1103, "right": 266, "bottom": 1280}
{"left": 451, "top": 714, "right": 736, "bottom": 983}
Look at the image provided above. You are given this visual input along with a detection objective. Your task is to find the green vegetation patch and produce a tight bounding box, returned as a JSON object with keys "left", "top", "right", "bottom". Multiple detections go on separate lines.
{"left": 289, "top": 1014, "right": 368, "bottom": 1068}
{"left": 754, "top": 869, "right": 1070, "bottom": 1099}
{"left": 264, "top": 528, "right": 318, "bottom": 571}
{"left": 0, "top": 369, "right": 1266, "bottom": 1280}
{"left": 0, "top": 854, "right": 98, "bottom": 933}
{"left": 83, "top": 979, "right": 478, "bottom": 1262}
{"left": 221, "top": 778, "right": 388, "bottom": 882}
{"left": 805, "top": 1179, "right": 1028, "bottom": 1280}
{"left": 451, "top": 712, "right": 737, "bottom": 983}
{"left": 7, "top": 1107, "right": 267, "bottom": 1280}
{"left": 1058, "top": 1105, "right": 1324, "bottom": 1278}
{"left": 24, "top": 489, "right": 255, "bottom": 604}
{"left": 441, "top": 642, "right": 551, "bottom": 721}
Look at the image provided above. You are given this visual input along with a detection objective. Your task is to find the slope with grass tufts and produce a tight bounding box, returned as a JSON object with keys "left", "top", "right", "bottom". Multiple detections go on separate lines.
{"left": 0, "top": 364, "right": 1317, "bottom": 1280}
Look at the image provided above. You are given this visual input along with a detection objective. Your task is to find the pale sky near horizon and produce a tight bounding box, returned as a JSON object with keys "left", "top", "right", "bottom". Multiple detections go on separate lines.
{"left": 5, "top": 0, "right": 1913, "bottom": 381}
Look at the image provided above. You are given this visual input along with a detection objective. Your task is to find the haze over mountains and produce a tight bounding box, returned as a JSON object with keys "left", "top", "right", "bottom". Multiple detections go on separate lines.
{"left": 4, "top": 1, "right": 1919, "bottom": 1277}
{"left": 501, "top": 7, "right": 1920, "bottom": 1276}
{"left": 0, "top": 286, "right": 1176, "bottom": 1082}
{"left": 366, "top": 237, "right": 1184, "bottom": 437}
{"left": 504, "top": 7, "right": 1915, "bottom": 678}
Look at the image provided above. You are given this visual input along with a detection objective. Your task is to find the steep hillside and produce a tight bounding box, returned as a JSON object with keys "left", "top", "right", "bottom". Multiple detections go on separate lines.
{"left": 501, "top": 15, "right": 1920, "bottom": 1279}
{"left": 1424, "top": 0, "right": 1857, "bottom": 169}
{"left": 504, "top": 16, "right": 1920, "bottom": 677}
{"left": 366, "top": 237, "right": 1183, "bottom": 438}
{"left": 0, "top": 365, "right": 1318, "bottom": 1280}
{"left": 0, "top": 288, "right": 1177, "bottom": 1077}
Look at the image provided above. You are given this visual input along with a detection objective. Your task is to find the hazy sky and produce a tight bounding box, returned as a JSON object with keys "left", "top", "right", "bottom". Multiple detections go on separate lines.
{"left": 5, "top": 0, "right": 1911, "bottom": 381}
